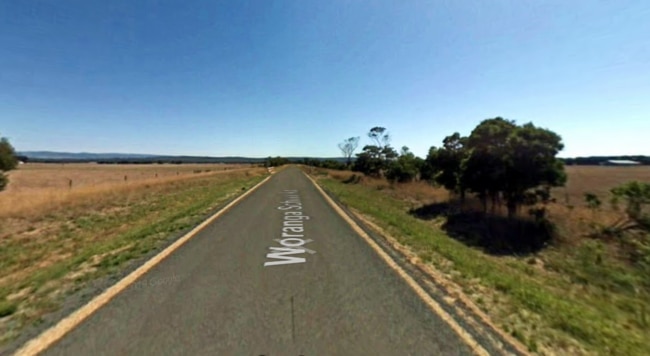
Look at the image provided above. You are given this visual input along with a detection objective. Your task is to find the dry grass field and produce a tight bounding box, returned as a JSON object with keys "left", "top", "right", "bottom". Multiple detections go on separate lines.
{"left": 0, "top": 163, "right": 254, "bottom": 218}
{"left": 555, "top": 165, "right": 650, "bottom": 207}
{"left": 4, "top": 162, "right": 250, "bottom": 192}
{"left": 549, "top": 166, "right": 650, "bottom": 245}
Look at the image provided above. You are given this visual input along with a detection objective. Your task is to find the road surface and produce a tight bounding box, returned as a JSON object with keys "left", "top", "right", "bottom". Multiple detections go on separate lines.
{"left": 38, "top": 167, "right": 475, "bottom": 355}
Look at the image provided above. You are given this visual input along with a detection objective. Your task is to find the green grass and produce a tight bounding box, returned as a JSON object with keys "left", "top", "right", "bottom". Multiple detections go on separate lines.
{"left": 0, "top": 172, "right": 266, "bottom": 347}
{"left": 316, "top": 176, "right": 649, "bottom": 355}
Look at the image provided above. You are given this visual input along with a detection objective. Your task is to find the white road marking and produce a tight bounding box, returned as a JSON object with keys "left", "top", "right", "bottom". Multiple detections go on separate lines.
{"left": 273, "top": 238, "right": 316, "bottom": 254}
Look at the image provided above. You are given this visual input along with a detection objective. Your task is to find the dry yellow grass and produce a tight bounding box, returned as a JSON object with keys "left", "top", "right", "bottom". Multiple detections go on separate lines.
{"left": 554, "top": 165, "right": 650, "bottom": 207}
{"left": 325, "top": 170, "right": 448, "bottom": 203}
{"left": 0, "top": 163, "right": 255, "bottom": 219}
{"left": 4, "top": 162, "right": 249, "bottom": 191}
{"left": 324, "top": 165, "right": 650, "bottom": 245}
{"left": 549, "top": 166, "right": 650, "bottom": 243}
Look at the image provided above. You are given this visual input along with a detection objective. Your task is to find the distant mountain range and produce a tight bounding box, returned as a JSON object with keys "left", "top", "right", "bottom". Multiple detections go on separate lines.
{"left": 16, "top": 151, "right": 347, "bottom": 164}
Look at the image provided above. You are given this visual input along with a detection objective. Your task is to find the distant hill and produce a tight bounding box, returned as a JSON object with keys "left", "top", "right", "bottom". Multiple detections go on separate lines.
{"left": 18, "top": 151, "right": 158, "bottom": 160}
{"left": 17, "top": 151, "right": 347, "bottom": 164}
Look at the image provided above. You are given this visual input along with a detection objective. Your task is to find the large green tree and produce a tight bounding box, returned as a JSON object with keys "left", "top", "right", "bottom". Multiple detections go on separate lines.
{"left": 501, "top": 122, "right": 566, "bottom": 218}
{"left": 463, "top": 118, "right": 566, "bottom": 218}
{"left": 0, "top": 135, "right": 18, "bottom": 191}
{"left": 464, "top": 118, "right": 517, "bottom": 212}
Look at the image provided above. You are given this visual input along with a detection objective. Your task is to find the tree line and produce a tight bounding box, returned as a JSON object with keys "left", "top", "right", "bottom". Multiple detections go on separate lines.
{"left": 334, "top": 117, "right": 567, "bottom": 219}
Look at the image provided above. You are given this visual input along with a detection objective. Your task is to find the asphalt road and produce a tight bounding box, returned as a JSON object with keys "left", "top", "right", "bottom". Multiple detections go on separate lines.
{"left": 40, "top": 167, "right": 474, "bottom": 356}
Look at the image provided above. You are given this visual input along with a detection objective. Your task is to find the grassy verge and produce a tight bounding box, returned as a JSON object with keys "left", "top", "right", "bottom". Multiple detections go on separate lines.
{"left": 0, "top": 169, "right": 267, "bottom": 347}
{"left": 313, "top": 173, "right": 648, "bottom": 356}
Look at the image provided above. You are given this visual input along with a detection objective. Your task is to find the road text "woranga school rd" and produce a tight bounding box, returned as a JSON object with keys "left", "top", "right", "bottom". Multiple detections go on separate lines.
{"left": 264, "top": 190, "right": 316, "bottom": 267}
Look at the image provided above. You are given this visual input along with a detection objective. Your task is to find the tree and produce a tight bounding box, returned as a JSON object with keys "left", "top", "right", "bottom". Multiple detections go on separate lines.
{"left": 463, "top": 118, "right": 516, "bottom": 212}
{"left": 386, "top": 146, "right": 422, "bottom": 183}
{"left": 426, "top": 133, "right": 469, "bottom": 202}
{"left": 500, "top": 122, "right": 566, "bottom": 218}
{"left": 353, "top": 150, "right": 383, "bottom": 177}
{"left": 321, "top": 159, "right": 346, "bottom": 170}
{"left": 338, "top": 137, "right": 360, "bottom": 166}
{"left": 382, "top": 145, "right": 399, "bottom": 161}
{"left": 0, "top": 136, "right": 18, "bottom": 191}
{"left": 419, "top": 146, "right": 438, "bottom": 182}
{"left": 365, "top": 127, "right": 397, "bottom": 162}
{"left": 368, "top": 126, "right": 390, "bottom": 151}
{"left": 353, "top": 127, "right": 398, "bottom": 177}
{"left": 462, "top": 118, "right": 566, "bottom": 218}
{"left": 265, "top": 156, "right": 289, "bottom": 167}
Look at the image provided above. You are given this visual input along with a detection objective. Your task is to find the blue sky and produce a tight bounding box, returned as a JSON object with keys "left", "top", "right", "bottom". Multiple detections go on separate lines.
{"left": 1, "top": 1, "right": 649, "bottom": 158}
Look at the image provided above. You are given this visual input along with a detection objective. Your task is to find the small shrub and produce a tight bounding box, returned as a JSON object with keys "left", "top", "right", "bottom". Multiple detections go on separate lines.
{"left": 584, "top": 192, "right": 601, "bottom": 211}
{"left": 611, "top": 181, "right": 650, "bottom": 224}
{"left": 0, "top": 300, "right": 18, "bottom": 318}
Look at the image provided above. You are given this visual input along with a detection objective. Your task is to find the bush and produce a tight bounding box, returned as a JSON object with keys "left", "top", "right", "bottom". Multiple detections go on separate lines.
{"left": 386, "top": 161, "right": 418, "bottom": 183}
{"left": 0, "top": 300, "right": 17, "bottom": 317}
{"left": 584, "top": 192, "right": 602, "bottom": 210}
{"left": 611, "top": 181, "right": 650, "bottom": 225}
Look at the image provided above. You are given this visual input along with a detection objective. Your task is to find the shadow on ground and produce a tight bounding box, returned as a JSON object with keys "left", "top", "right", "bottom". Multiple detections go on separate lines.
{"left": 409, "top": 202, "right": 555, "bottom": 255}
{"left": 343, "top": 174, "right": 362, "bottom": 184}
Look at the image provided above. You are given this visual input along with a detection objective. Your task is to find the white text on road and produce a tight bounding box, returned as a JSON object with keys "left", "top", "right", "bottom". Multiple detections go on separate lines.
{"left": 264, "top": 190, "right": 316, "bottom": 267}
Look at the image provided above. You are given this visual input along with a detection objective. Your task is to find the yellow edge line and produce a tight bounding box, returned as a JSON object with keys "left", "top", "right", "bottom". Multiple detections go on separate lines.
{"left": 304, "top": 173, "right": 490, "bottom": 356}
{"left": 15, "top": 174, "right": 274, "bottom": 356}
